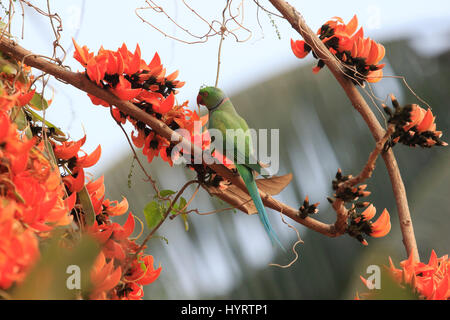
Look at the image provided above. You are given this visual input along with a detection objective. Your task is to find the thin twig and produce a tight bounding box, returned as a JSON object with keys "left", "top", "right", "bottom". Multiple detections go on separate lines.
{"left": 109, "top": 108, "right": 160, "bottom": 196}
{"left": 215, "top": 1, "right": 229, "bottom": 87}
{"left": 134, "top": 179, "right": 199, "bottom": 256}
{"left": 340, "top": 125, "right": 395, "bottom": 189}
{"left": 269, "top": 211, "right": 303, "bottom": 268}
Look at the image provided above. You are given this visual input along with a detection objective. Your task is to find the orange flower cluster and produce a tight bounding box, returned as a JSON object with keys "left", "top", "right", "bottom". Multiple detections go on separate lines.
{"left": 85, "top": 175, "right": 162, "bottom": 300}
{"left": 48, "top": 130, "right": 161, "bottom": 299}
{"left": 0, "top": 81, "right": 73, "bottom": 289}
{"left": 0, "top": 59, "right": 161, "bottom": 299}
{"left": 388, "top": 251, "right": 449, "bottom": 300}
{"left": 0, "top": 66, "right": 36, "bottom": 112}
{"left": 348, "top": 204, "right": 391, "bottom": 245}
{"left": 291, "top": 15, "right": 385, "bottom": 85}
{"left": 384, "top": 95, "right": 447, "bottom": 148}
{"left": 331, "top": 169, "right": 391, "bottom": 245}
{"left": 73, "top": 40, "right": 225, "bottom": 185}
{"left": 72, "top": 40, "right": 207, "bottom": 167}
{"left": 360, "top": 251, "right": 449, "bottom": 300}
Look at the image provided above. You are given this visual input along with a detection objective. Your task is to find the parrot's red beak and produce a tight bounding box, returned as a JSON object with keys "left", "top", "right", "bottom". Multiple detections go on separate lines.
{"left": 197, "top": 94, "right": 203, "bottom": 106}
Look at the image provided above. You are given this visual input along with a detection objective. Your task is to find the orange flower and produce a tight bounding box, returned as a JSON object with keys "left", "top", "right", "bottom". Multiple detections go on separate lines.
{"left": 141, "top": 131, "right": 170, "bottom": 164}
{"left": 368, "top": 208, "right": 391, "bottom": 238}
{"left": 77, "top": 144, "right": 102, "bottom": 168}
{"left": 103, "top": 197, "right": 129, "bottom": 216}
{"left": 290, "top": 39, "right": 311, "bottom": 59}
{"left": 116, "top": 282, "right": 144, "bottom": 300}
{"left": 54, "top": 136, "right": 101, "bottom": 193}
{"left": 404, "top": 105, "right": 438, "bottom": 133}
{"left": 86, "top": 55, "right": 108, "bottom": 85}
{"left": 347, "top": 204, "right": 391, "bottom": 245}
{"left": 87, "top": 93, "right": 111, "bottom": 107}
{"left": 111, "top": 213, "right": 135, "bottom": 240}
{"left": 0, "top": 89, "right": 18, "bottom": 112}
{"left": 104, "top": 50, "right": 124, "bottom": 75}
{"left": 125, "top": 255, "right": 162, "bottom": 285}
{"left": 0, "top": 200, "right": 40, "bottom": 290}
{"left": 291, "top": 14, "right": 385, "bottom": 85}
{"left": 103, "top": 238, "right": 126, "bottom": 261}
{"left": 110, "top": 76, "right": 141, "bottom": 101}
{"left": 90, "top": 252, "right": 122, "bottom": 299}
{"left": 53, "top": 135, "right": 86, "bottom": 160}
{"left": 153, "top": 92, "right": 175, "bottom": 114}
{"left": 16, "top": 88, "right": 36, "bottom": 107}
{"left": 386, "top": 97, "right": 447, "bottom": 148}
{"left": 131, "top": 129, "right": 145, "bottom": 148}
{"left": 137, "top": 90, "right": 163, "bottom": 106}
{"left": 63, "top": 166, "right": 85, "bottom": 193}
{"left": 73, "top": 38, "right": 94, "bottom": 67}
{"left": 14, "top": 172, "right": 72, "bottom": 231}
{"left": 361, "top": 251, "right": 450, "bottom": 300}
{"left": 86, "top": 221, "right": 114, "bottom": 244}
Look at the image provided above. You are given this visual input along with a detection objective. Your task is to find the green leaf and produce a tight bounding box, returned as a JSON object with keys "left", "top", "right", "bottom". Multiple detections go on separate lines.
{"left": 143, "top": 201, "right": 164, "bottom": 230}
{"left": 30, "top": 92, "right": 49, "bottom": 110}
{"left": 159, "top": 189, "right": 176, "bottom": 197}
{"left": 178, "top": 197, "right": 187, "bottom": 211}
{"left": 137, "top": 255, "right": 147, "bottom": 271}
{"left": 0, "top": 57, "right": 18, "bottom": 75}
{"left": 43, "top": 139, "right": 58, "bottom": 167}
{"left": 177, "top": 197, "right": 189, "bottom": 231}
{"left": 25, "top": 108, "right": 65, "bottom": 136}
{"left": 24, "top": 127, "right": 33, "bottom": 140}
{"left": 77, "top": 187, "right": 96, "bottom": 226}
{"left": 11, "top": 106, "right": 28, "bottom": 130}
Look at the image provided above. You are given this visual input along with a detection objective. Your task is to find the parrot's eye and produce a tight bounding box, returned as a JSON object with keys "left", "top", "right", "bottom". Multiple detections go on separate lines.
{"left": 202, "top": 91, "right": 209, "bottom": 98}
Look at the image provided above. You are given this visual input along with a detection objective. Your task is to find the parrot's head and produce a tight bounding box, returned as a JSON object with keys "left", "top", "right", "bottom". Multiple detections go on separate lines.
{"left": 197, "top": 86, "right": 226, "bottom": 110}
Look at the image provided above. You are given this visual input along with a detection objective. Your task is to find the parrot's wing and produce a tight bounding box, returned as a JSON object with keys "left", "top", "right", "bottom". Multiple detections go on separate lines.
{"left": 208, "top": 107, "right": 273, "bottom": 177}
{"left": 203, "top": 173, "right": 293, "bottom": 215}
{"left": 222, "top": 134, "right": 273, "bottom": 177}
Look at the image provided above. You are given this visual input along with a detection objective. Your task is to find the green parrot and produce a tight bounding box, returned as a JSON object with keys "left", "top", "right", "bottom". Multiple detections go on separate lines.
{"left": 197, "top": 86, "right": 284, "bottom": 249}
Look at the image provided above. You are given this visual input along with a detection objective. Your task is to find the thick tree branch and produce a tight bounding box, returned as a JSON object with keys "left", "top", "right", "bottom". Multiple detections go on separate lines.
{"left": 0, "top": 37, "right": 345, "bottom": 239}
{"left": 268, "top": 0, "right": 419, "bottom": 260}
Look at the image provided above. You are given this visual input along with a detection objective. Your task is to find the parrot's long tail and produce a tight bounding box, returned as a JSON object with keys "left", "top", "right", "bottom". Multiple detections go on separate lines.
{"left": 236, "top": 164, "right": 285, "bottom": 251}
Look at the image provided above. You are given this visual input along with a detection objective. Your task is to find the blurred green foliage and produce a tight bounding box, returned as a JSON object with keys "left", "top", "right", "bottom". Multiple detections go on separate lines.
{"left": 12, "top": 232, "right": 100, "bottom": 300}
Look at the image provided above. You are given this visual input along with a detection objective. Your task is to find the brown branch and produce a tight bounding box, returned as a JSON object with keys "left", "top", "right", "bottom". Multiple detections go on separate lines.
{"left": 0, "top": 36, "right": 351, "bottom": 240}
{"left": 330, "top": 125, "right": 395, "bottom": 234}
{"left": 268, "top": 0, "right": 419, "bottom": 260}
{"left": 340, "top": 125, "right": 395, "bottom": 189}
